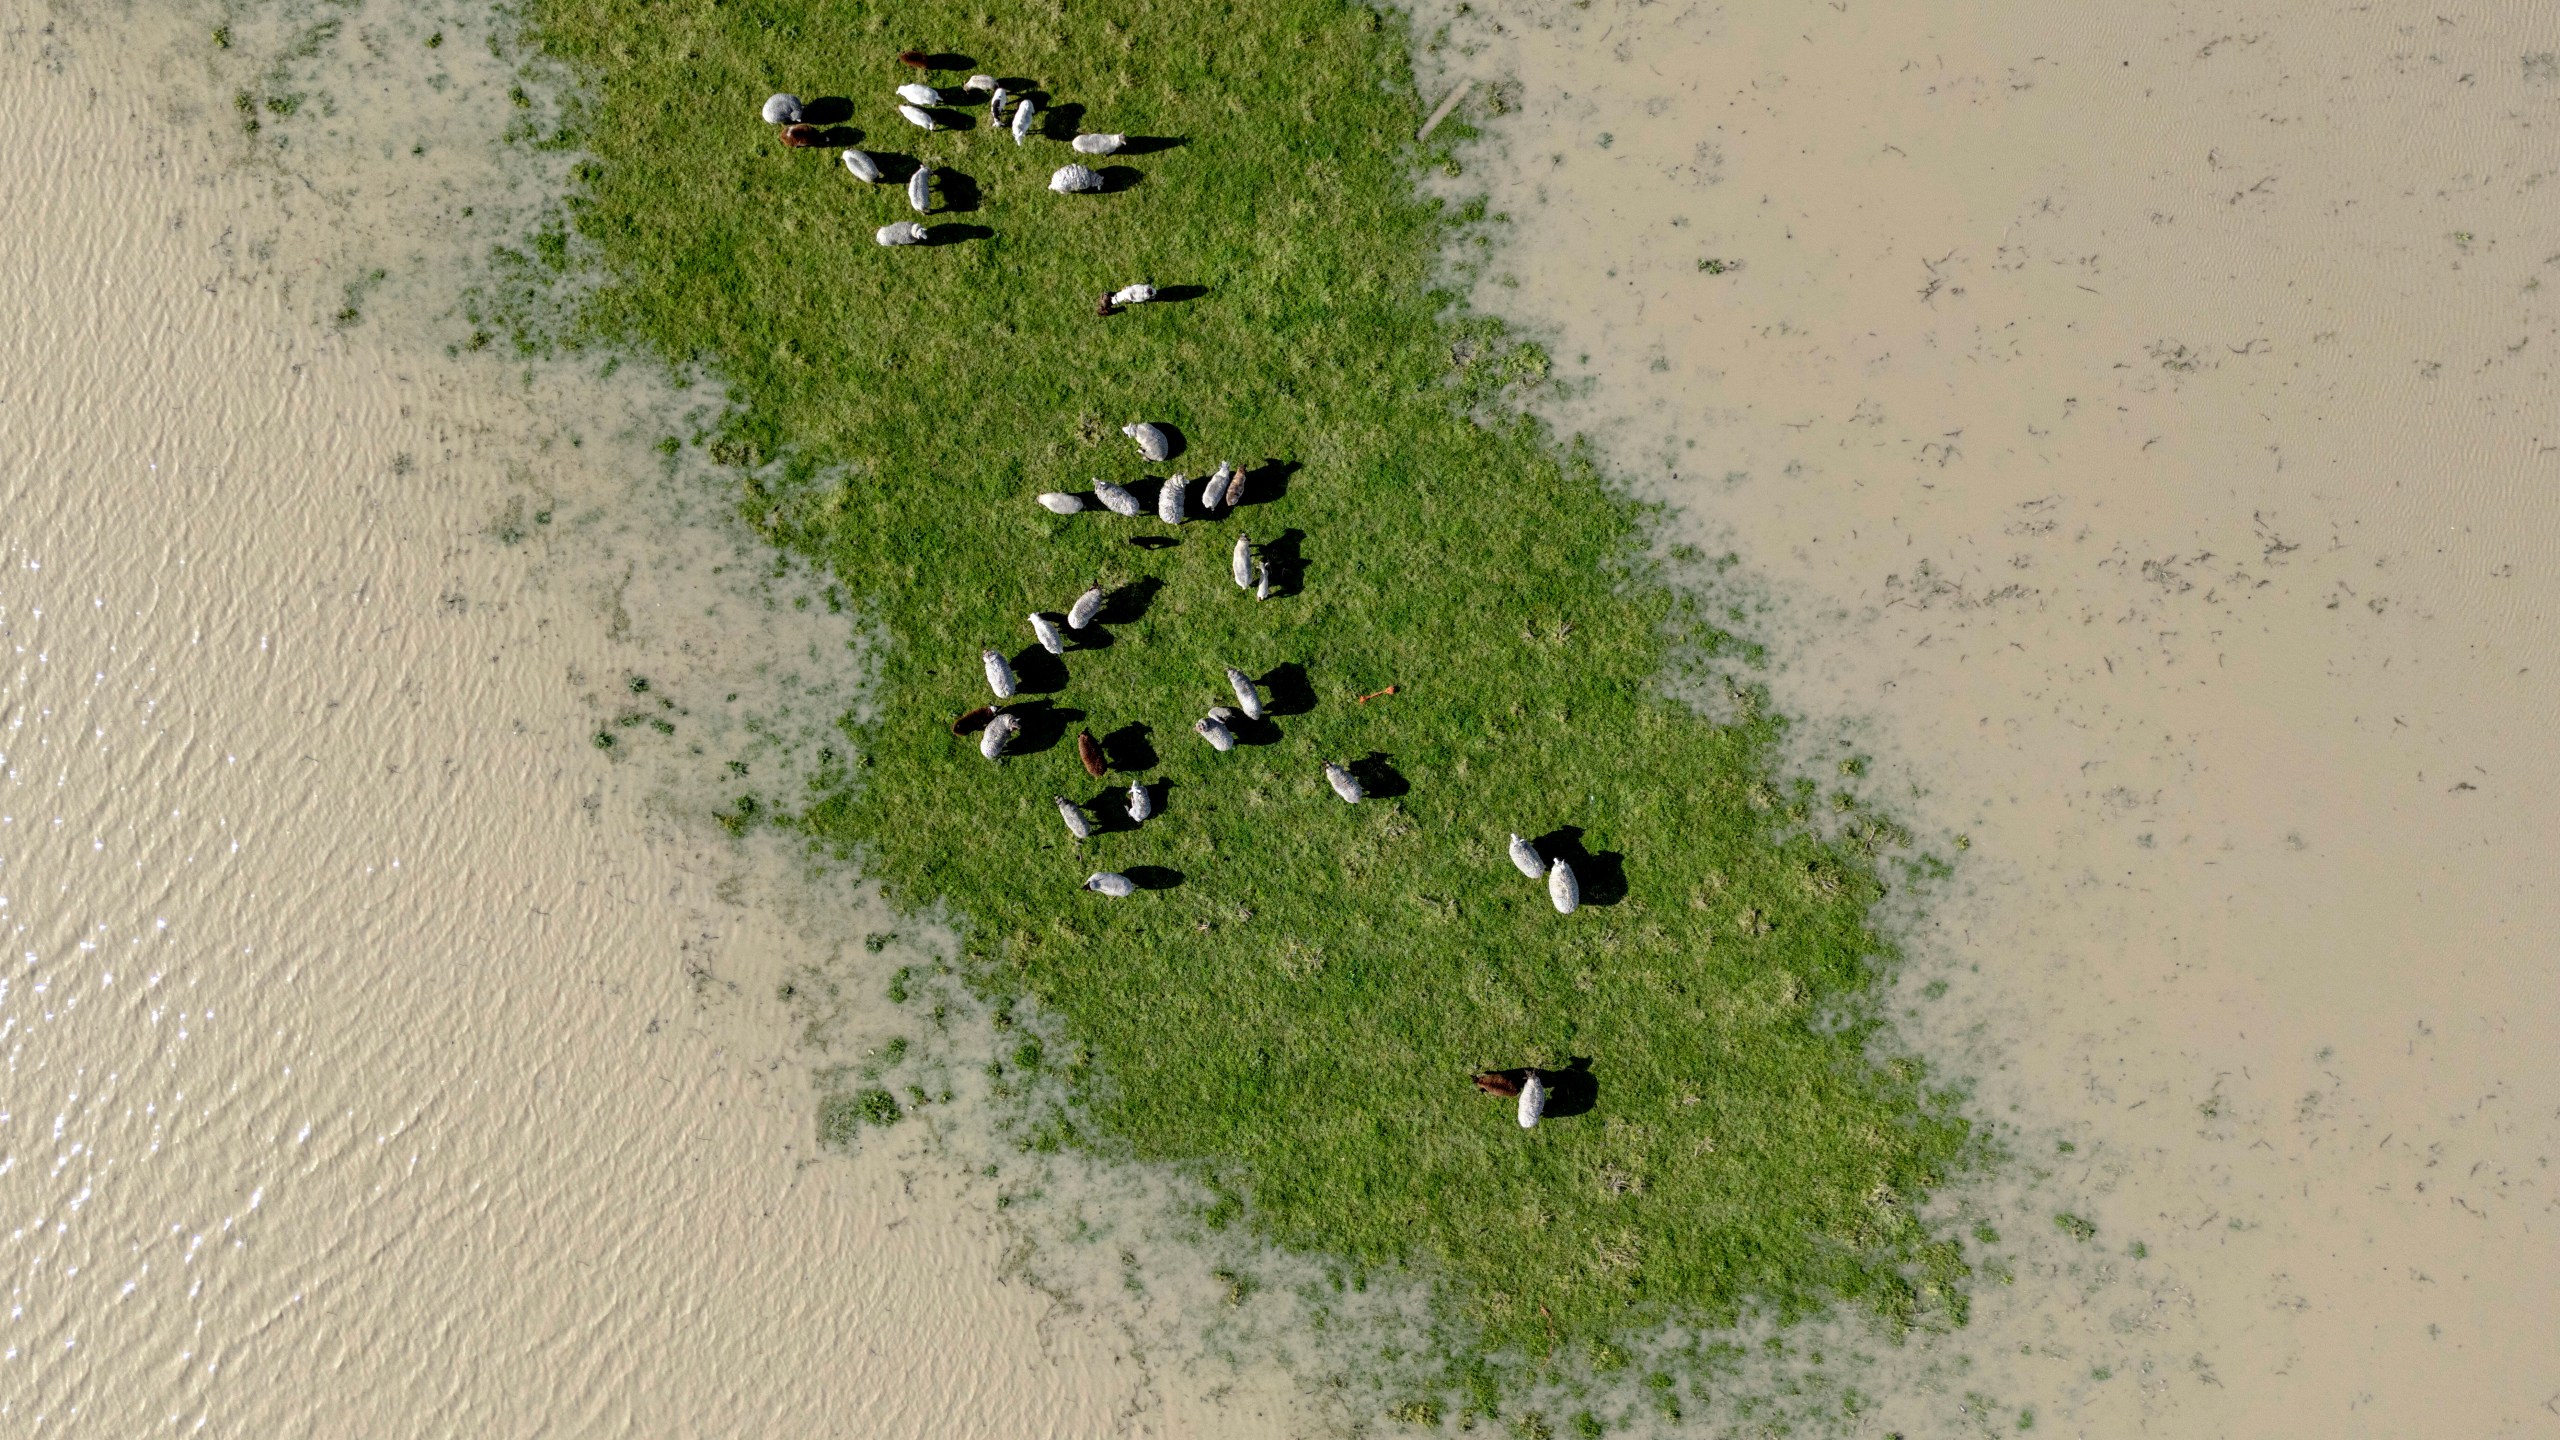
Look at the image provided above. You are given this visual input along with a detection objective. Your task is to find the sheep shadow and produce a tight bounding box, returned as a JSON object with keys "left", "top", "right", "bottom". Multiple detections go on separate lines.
{"left": 1095, "top": 165, "right": 1145, "bottom": 194}
{"left": 1123, "top": 864, "right": 1185, "bottom": 891}
{"left": 813, "top": 125, "right": 863, "bottom": 147}
{"left": 1259, "top": 661, "right": 1316, "bottom": 716}
{"left": 1088, "top": 778, "right": 1168, "bottom": 834}
{"left": 1009, "top": 646, "right": 1068, "bottom": 695}
{"left": 800, "top": 96, "right": 855, "bottom": 125}
{"left": 1118, "top": 135, "right": 1186, "bottom": 155}
{"left": 1349, "top": 751, "right": 1408, "bottom": 799}
{"left": 916, "top": 52, "right": 978, "bottom": 70}
{"left": 919, "top": 108, "right": 975, "bottom": 130}
{"left": 922, "top": 223, "right": 992, "bottom": 246}
{"left": 1151, "top": 283, "right": 1209, "bottom": 304}
{"left": 1236, "top": 459, "right": 1299, "bottom": 507}
{"left": 935, "top": 169, "right": 984, "bottom": 214}
{"left": 1124, "top": 534, "right": 1180, "bottom": 551}
{"left": 1101, "top": 722, "right": 1158, "bottom": 772}
{"left": 1005, "top": 699, "right": 1083, "bottom": 755}
{"left": 1230, "top": 714, "right": 1283, "bottom": 748}
{"left": 1475, "top": 1058, "right": 1598, "bottom": 1120}
{"left": 1097, "top": 576, "right": 1163, "bottom": 625}
{"left": 1531, "top": 826, "right": 1628, "bottom": 906}
{"left": 1042, "top": 102, "right": 1085, "bottom": 139}
{"left": 1260, "top": 528, "right": 1307, "bottom": 596}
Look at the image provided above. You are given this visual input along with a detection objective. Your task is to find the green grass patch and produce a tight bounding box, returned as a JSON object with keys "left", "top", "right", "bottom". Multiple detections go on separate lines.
{"left": 525, "top": 0, "right": 1968, "bottom": 1369}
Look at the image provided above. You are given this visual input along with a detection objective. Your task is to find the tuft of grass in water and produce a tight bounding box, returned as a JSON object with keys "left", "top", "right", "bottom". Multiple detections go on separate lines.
{"left": 526, "top": 0, "right": 1970, "bottom": 1372}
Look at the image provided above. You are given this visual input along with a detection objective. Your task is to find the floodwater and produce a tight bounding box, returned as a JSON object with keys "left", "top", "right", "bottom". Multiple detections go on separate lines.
{"left": 1418, "top": 0, "right": 2560, "bottom": 1433}
{"left": 0, "top": 4, "right": 1322, "bottom": 1434}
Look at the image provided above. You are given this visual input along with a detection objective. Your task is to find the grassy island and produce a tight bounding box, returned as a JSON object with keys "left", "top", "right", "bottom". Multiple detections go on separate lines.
{"left": 528, "top": 0, "right": 1969, "bottom": 1379}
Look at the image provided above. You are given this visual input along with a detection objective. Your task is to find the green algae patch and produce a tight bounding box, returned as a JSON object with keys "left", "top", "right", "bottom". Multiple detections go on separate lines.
{"left": 527, "top": 0, "right": 1969, "bottom": 1363}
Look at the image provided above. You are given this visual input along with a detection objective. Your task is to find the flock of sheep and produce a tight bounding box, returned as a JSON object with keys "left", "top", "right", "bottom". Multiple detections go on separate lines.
{"left": 760, "top": 64, "right": 1569, "bottom": 1127}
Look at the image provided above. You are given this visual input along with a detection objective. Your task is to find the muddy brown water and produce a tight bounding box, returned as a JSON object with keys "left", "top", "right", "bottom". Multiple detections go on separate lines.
{"left": 1416, "top": 0, "right": 2560, "bottom": 1432}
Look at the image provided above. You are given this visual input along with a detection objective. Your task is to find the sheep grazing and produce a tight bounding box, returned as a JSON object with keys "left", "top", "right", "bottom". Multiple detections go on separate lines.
{"left": 1123, "top": 422, "right": 1172, "bottom": 462}
{"left": 1049, "top": 164, "right": 1104, "bottom": 194}
{"left": 987, "top": 88, "right": 1011, "bottom": 124}
{"left": 1223, "top": 465, "right": 1249, "bottom": 509}
{"left": 1028, "top": 613, "right": 1065, "bottom": 655}
{"left": 1085, "top": 871, "right": 1135, "bottom": 897}
{"left": 1517, "top": 1073, "right": 1548, "bottom": 1128}
{"left": 896, "top": 82, "right": 943, "bottom": 105}
{"left": 1071, "top": 132, "right": 1128, "bottom": 155}
{"left": 1323, "top": 762, "right": 1364, "bottom": 804}
{"left": 875, "top": 221, "right": 929, "bottom": 246}
{"left": 1473, "top": 1070, "right": 1523, "bottom": 1098}
{"left": 1109, "top": 282, "right": 1157, "bottom": 306}
{"left": 1231, "top": 534, "right": 1254, "bottom": 589}
{"left": 1255, "top": 560, "right": 1273, "bottom": 600}
{"left": 1194, "top": 714, "right": 1236, "bottom": 752}
{"left": 841, "top": 149, "right": 885, "bottom": 183}
{"left": 907, "top": 164, "right": 934, "bottom": 213}
{"left": 1508, "top": 833, "right": 1545, "bottom": 880}
{"left": 761, "top": 93, "right": 805, "bottom": 124}
{"left": 1225, "top": 667, "right": 1264, "bottom": 720}
{"left": 1067, "top": 584, "right": 1105, "bottom": 630}
{"left": 781, "top": 124, "right": 824, "bottom": 148}
{"left": 1156, "top": 474, "right": 1187, "bottom": 525}
{"left": 982, "top": 648, "right": 1017, "bottom": 699}
{"left": 1055, "top": 795, "right": 1094, "bottom": 841}
{"left": 963, "top": 74, "right": 997, "bottom": 94}
{"left": 1127, "top": 780, "right": 1153, "bottom": 823}
{"left": 1076, "top": 729, "right": 1107, "bottom": 777}
{"left": 898, "top": 103, "right": 939, "bottom": 130}
{"left": 951, "top": 704, "right": 995, "bottom": 735}
{"left": 1036, "top": 491, "right": 1085, "bottom": 514}
{"left": 1011, "top": 99, "right": 1038, "bottom": 143}
{"left": 979, "top": 712, "right": 1019, "bottom": 761}
{"left": 1200, "top": 461, "right": 1232, "bottom": 512}
{"left": 1093, "top": 479, "right": 1143, "bottom": 517}
{"left": 1547, "top": 858, "right": 1580, "bottom": 915}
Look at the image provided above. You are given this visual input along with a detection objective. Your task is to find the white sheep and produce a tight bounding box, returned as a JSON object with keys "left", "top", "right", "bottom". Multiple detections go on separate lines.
{"left": 841, "top": 149, "right": 885, "bottom": 183}
{"left": 1225, "top": 667, "right": 1264, "bottom": 720}
{"left": 1508, "top": 833, "right": 1545, "bottom": 880}
{"left": 1548, "top": 859, "right": 1580, "bottom": 915}
{"left": 875, "top": 221, "right": 929, "bottom": 246}
{"left": 1055, "top": 795, "right": 1093, "bottom": 841}
{"left": 1255, "top": 560, "right": 1273, "bottom": 600}
{"left": 982, "top": 648, "right": 1017, "bottom": 699}
{"left": 1194, "top": 714, "right": 1236, "bottom": 752}
{"left": 896, "top": 82, "right": 943, "bottom": 105}
{"left": 907, "top": 164, "right": 934, "bottom": 213}
{"left": 1036, "top": 491, "right": 1085, "bottom": 514}
{"left": 987, "top": 88, "right": 1011, "bottom": 122}
{"left": 1072, "top": 133, "right": 1127, "bottom": 155}
{"left": 1517, "top": 1073, "right": 1547, "bottom": 1128}
{"left": 1231, "top": 534, "right": 1254, "bottom": 589}
{"left": 1029, "top": 613, "right": 1065, "bottom": 655}
{"left": 1093, "top": 479, "right": 1144, "bottom": 517}
{"left": 1049, "top": 163, "right": 1104, "bottom": 194}
{"left": 1067, "top": 584, "right": 1105, "bottom": 630}
{"left": 980, "top": 712, "right": 1019, "bottom": 761}
{"left": 1123, "top": 422, "right": 1172, "bottom": 462}
{"left": 898, "top": 103, "right": 939, "bottom": 131}
{"left": 1127, "top": 781, "right": 1153, "bottom": 823}
{"left": 1324, "top": 762, "right": 1364, "bottom": 804}
{"left": 1109, "top": 282, "right": 1157, "bottom": 306}
{"left": 1156, "top": 474, "right": 1187, "bottom": 525}
{"left": 963, "top": 74, "right": 997, "bottom": 94}
{"left": 1201, "top": 461, "right": 1231, "bottom": 512}
{"left": 1011, "top": 98, "right": 1038, "bottom": 143}
{"left": 1085, "top": 872, "right": 1135, "bottom": 897}
{"left": 761, "top": 93, "right": 804, "bottom": 124}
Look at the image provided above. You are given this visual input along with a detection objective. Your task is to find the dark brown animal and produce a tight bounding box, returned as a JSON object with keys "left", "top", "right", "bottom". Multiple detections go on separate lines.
{"left": 1097, "top": 292, "right": 1120, "bottom": 317}
{"left": 781, "top": 124, "right": 823, "bottom": 148}
{"left": 952, "top": 705, "right": 996, "bottom": 735}
{"left": 1472, "top": 1069, "right": 1527, "bottom": 1098}
{"left": 1076, "top": 730, "right": 1107, "bottom": 777}
{"left": 898, "top": 49, "right": 930, "bottom": 69}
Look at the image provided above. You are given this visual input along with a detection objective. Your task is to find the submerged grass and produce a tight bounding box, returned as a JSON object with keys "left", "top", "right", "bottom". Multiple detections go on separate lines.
{"left": 527, "top": 0, "right": 1969, "bottom": 1373}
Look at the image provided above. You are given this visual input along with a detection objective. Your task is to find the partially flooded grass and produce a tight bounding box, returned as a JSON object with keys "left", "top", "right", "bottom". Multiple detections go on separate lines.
{"left": 484, "top": 0, "right": 1981, "bottom": 1402}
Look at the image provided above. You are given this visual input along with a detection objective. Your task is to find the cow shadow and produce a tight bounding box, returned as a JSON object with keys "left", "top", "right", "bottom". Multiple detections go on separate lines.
{"left": 1531, "top": 825, "right": 1628, "bottom": 905}
{"left": 1259, "top": 661, "right": 1316, "bottom": 716}
{"left": 1349, "top": 751, "right": 1408, "bottom": 799}
{"left": 1101, "top": 722, "right": 1158, "bottom": 772}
